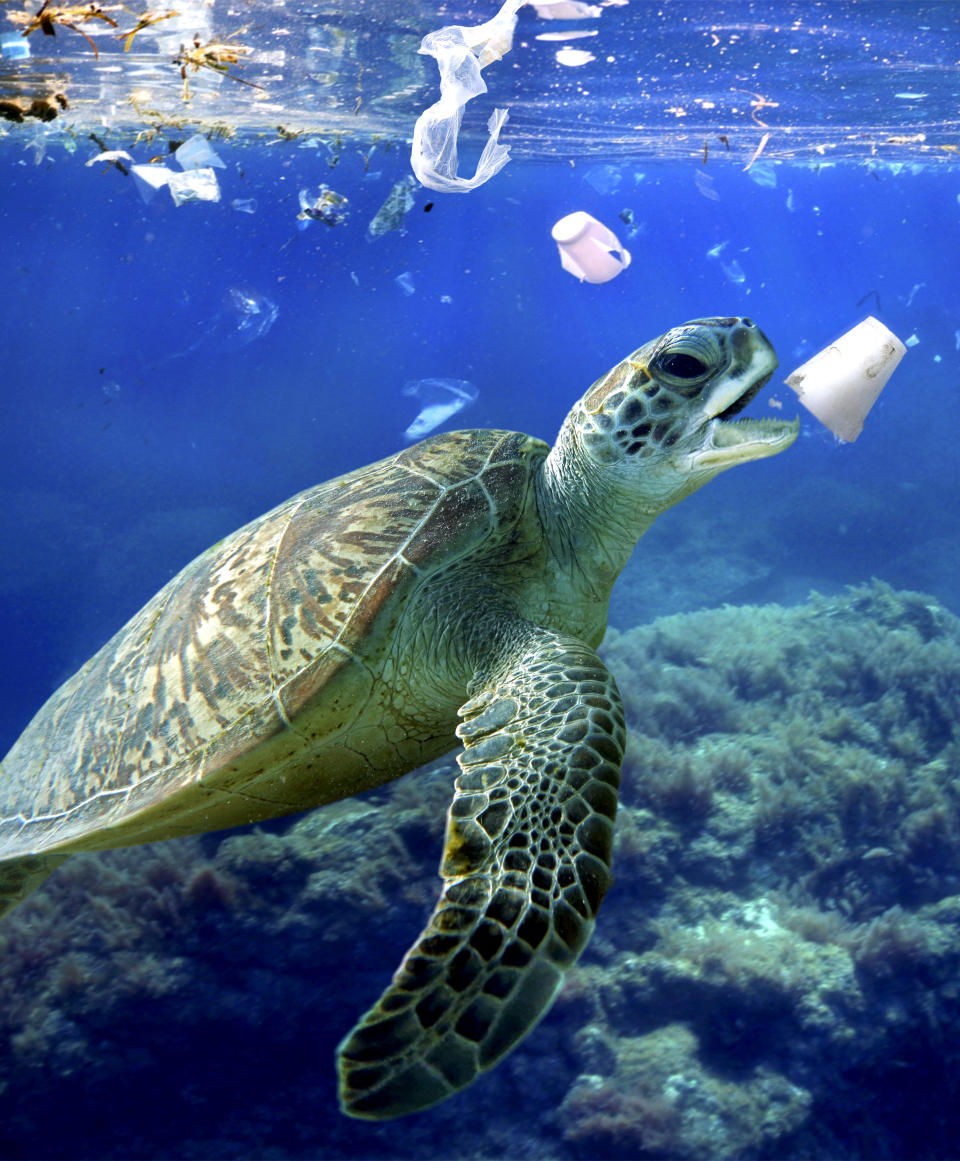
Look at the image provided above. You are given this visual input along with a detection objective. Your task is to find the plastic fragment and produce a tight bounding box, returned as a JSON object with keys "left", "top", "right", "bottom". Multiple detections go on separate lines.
{"left": 402, "top": 378, "right": 478, "bottom": 441}
{"left": 85, "top": 150, "right": 133, "bottom": 167}
{"left": 0, "top": 35, "right": 30, "bottom": 59}
{"left": 168, "top": 167, "right": 221, "bottom": 206}
{"left": 785, "top": 316, "right": 906, "bottom": 442}
{"left": 231, "top": 197, "right": 258, "bottom": 214}
{"left": 531, "top": 0, "right": 601, "bottom": 15}
{"left": 555, "top": 46, "right": 596, "bottom": 66}
{"left": 175, "top": 134, "right": 225, "bottom": 171}
{"left": 367, "top": 176, "right": 416, "bottom": 241}
{"left": 297, "top": 185, "right": 349, "bottom": 228}
{"left": 130, "top": 164, "right": 173, "bottom": 203}
{"left": 394, "top": 272, "right": 416, "bottom": 296}
{"left": 410, "top": 0, "right": 525, "bottom": 193}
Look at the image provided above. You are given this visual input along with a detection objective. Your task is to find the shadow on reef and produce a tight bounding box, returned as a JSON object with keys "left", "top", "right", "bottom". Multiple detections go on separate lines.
{"left": 2, "top": 581, "right": 960, "bottom": 1160}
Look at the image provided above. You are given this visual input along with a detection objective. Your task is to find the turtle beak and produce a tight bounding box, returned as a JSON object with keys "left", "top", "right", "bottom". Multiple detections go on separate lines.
{"left": 697, "top": 323, "right": 798, "bottom": 469}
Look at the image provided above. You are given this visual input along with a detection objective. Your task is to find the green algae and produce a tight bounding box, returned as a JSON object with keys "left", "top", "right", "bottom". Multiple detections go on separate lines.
{"left": 1, "top": 580, "right": 959, "bottom": 1158}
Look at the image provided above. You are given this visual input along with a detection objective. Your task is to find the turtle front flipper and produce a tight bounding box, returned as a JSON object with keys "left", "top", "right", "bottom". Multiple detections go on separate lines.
{"left": 337, "top": 628, "right": 624, "bottom": 1119}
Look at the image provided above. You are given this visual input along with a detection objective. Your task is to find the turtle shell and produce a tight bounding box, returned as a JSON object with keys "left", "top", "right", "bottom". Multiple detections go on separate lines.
{"left": 0, "top": 429, "right": 546, "bottom": 860}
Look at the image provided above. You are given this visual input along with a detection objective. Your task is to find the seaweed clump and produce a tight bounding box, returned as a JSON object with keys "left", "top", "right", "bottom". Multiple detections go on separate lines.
{"left": 0, "top": 582, "right": 959, "bottom": 1158}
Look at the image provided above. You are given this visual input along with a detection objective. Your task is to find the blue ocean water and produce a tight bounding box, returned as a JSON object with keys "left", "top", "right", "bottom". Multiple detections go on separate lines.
{"left": 2, "top": 1, "right": 960, "bottom": 1157}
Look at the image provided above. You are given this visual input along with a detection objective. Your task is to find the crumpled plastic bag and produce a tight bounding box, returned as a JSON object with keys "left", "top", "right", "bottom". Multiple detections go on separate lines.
{"left": 410, "top": 0, "right": 527, "bottom": 193}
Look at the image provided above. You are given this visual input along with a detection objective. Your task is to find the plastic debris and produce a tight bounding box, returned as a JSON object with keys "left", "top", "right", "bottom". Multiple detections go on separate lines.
{"left": 394, "top": 272, "right": 416, "bottom": 296}
{"left": 367, "top": 176, "right": 416, "bottom": 241}
{"left": 694, "top": 170, "right": 720, "bottom": 201}
{"left": 535, "top": 28, "right": 597, "bottom": 40}
{"left": 551, "top": 211, "right": 631, "bottom": 284}
{"left": 230, "top": 197, "right": 258, "bottom": 214}
{"left": 904, "top": 332, "right": 920, "bottom": 348}
{"left": 532, "top": 1, "right": 601, "bottom": 15}
{"left": 175, "top": 134, "right": 225, "bottom": 171}
{"left": 297, "top": 185, "right": 349, "bottom": 228}
{"left": 85, "top": 150, "right": 133, "bottom": 167}
{"left": 705, "top": 240, "right": 747, "bottom": 285}
{"left": 0, "top": 35, "right": 30, "bottom": 60}
{"left": 130, "top": 164, "right": 173, "bottom": 204}
{"left": 785, "top": 316, "right": 906, "bottom": 442}
{"left": 168, "top": 167, "right": 221, "bottom": 206}
{"left": 209, "top": 286, "right": 278, "bottom": 352}
{"left": 582, "top": 163, "right": 621, "bottom": 195}
{"left": 555, "top": 46, "right": 595, "bottom": 66}
{"left": 410, "top": 0, "right": 525, "bottom": 193}
{"left": 402, "top": 378, "right": 478, "bottom": 441}
{"left": 746, "top": 160, "right": 777, "bottom": 188}
{"left": 618, "top": 207, "right": 644, "bottom": 238}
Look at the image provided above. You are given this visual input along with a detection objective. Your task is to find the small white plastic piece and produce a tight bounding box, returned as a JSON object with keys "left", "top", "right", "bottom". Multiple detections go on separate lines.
{"left": 785, "top": 316, "right": 906, "bottom": 442}
{"left": 531, "top": 1, "right": 601, "bottom": 16}
{"left": 551, "top": 211, "right": 631, "bottom": 284}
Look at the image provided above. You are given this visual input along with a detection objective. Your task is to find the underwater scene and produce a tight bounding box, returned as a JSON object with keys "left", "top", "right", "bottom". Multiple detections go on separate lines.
{"left": 2, "top": 1, "right": 960, "bottom": 1157}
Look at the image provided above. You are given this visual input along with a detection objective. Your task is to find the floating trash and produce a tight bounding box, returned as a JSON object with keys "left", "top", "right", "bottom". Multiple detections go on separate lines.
{"left": 212, "top": 287, "right": 279, "bottom": 351}
{"left": 552, "top": 211, "right": 630, "bottom": 284}
{"left": 535, "top": 28, "right": 598, "bottom": 40}
{"left": 168, "top": 167, "right": 221, "bottom": 207}
{"left": 582, "top": 163, "right": 621, "bottom": 195}
{"left": 230, "top": 197, "right": 258, "bottom": 214}
{"left": 297, "top": 185, "right": 349, "bottom": 228}
{"left": 367, "top": 176, "right": 416, "bottom": 241}
{"left": 410, "top": 0, "right": 525, "bottom": 192}
{"left": 694, "top": 170, "right": 720, "bottom": 201}
{"left": 130, "top": 164, "right": 172, "bottom": 204}
{"left": 746, "top": 160, "right": 777, "bottom": 188}
{"left": 0, "top": 34, "right": 30, "bottom": 59}
{"left": 618, "top": 208, "right": 644, "bottom": 238}
{"left": 175, "top": 134, "right": 225, "bottom": 172}
{"left": 128, "top": 160, "right": 222, "bottom": 208}
{"left": 721, "top": 258, "right": 746, "bottom": 284}
{"left": 555, "top": 46, "right": 596, "bottom": 66}
{"left": 394, "top": 272, "right": 416, "bottom": 296}
{"left": 402, "top": 378, "right": 478, "bottom": 440}
{"left": 785, "top": 316, "right": 906, "bottom": 442}
{"left": 532, "top": 0, "right": 601, "bottom": 15}
{"left": 85, "top": 150, "right": 132, "bottom": 168}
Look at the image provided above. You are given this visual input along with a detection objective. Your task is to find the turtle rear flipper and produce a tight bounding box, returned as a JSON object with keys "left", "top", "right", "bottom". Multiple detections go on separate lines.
{"left": 337, "top": 627, "right": 624, "bottom": 1119}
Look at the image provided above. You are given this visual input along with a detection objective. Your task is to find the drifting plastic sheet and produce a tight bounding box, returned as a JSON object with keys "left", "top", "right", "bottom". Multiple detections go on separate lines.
{"left": 410, "top": 0, "right": 526, "bottom": 193}
{"left": 402, "top": 379, "right": 478, "bottom": 440}
{"left": 367, "top": 176, "right": 417, "bottom": 240}
{"left": 175, "top": 134, "right": 226, "bottom": 172}
{"left": 531, "top": 1, "right": 601, "bottom": 15}
{"left": 168, "top": 167, "right": 221, "bottom": 206}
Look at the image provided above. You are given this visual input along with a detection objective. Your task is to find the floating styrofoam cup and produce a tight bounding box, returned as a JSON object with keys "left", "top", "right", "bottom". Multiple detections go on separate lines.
{"left": 551, "top": 211, "right": 631, "bottom": 284}
{"left": 784, "top": 316, "right": 906, "bottom": 442}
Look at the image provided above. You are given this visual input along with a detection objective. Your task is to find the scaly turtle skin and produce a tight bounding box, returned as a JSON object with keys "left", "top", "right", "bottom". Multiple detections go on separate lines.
{"left": 0, "top": 317, "right": 797, "bottom": 1118}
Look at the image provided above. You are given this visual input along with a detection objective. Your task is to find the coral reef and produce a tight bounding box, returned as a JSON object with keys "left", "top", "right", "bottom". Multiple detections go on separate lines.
{"left": 2, "top": 581, "right": 960, "bottom": 1159}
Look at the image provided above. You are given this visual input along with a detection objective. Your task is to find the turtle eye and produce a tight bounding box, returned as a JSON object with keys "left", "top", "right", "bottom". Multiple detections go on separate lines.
{"left": 658, "top": 352, "right": 708, "bottom": 379}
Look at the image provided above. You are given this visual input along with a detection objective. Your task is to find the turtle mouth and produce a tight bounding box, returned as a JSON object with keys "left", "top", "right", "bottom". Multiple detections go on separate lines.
{"left": 700, "top": 371, "right": 799, "bottom": 466}
{"left": 714, "top": 371, "right": 768, "bottom": 420}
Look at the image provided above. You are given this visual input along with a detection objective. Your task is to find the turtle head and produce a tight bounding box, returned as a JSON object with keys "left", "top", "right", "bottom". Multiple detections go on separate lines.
{"left": 566, "top": 316, "right": 798, "bottom": 515}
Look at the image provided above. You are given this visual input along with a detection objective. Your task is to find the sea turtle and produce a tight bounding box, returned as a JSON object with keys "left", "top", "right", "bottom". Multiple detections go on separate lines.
{"left": 0, "top": 317, "right": 797, "bottom": 1118}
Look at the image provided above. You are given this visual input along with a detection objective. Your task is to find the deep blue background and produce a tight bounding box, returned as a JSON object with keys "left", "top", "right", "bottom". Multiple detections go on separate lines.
{"left": 2, "top": 141, "right": 959, "bottom": 753}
